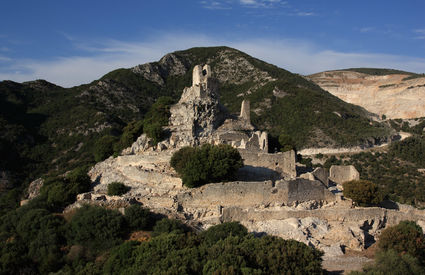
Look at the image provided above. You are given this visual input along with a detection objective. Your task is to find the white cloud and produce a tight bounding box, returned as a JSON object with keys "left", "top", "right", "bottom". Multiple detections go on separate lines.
{"left": 359, "top": 27, "right": 375, "bottom": 33}
{"left": 296, "top": 11, "right": 315, "bottom": 16}
{"left": 1, "top": 33, "right": 424, "bottom": 87}
{"left": 414, "top": 28, "right": 425, "bottom": 39}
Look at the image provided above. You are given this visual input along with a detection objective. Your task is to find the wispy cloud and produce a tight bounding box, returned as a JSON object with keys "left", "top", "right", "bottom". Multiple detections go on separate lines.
{"left": 200, "top": 0, "right": 286, "bottom": 9}
{"left": 200, "top": 0, "right": 232, "bottom": 10}
{"left": 1, "top": 33, "right": 424, "bottom": 87}
{"left": 296, "top": 11, "right": 315, "bottom": 16}
{"left": 0, "top": 55, "right": 11, "bottom": 61}
{"left": 414, "top": 28, "right": 425, "bottom": 39}
{"left": 359, "top": 27, "right": 376, "bottom": 33}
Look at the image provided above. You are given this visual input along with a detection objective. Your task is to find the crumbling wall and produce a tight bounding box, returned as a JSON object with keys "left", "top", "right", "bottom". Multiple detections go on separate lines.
{"left": 239, "top": 149, "right": 297, "bottom": 178}
{"left": 177, "top": 178, "right": 335, "bottom": 210}
{"left": 285, "top": 179, "right": 335, "bottom": 205}
{"left": 221, "top": 205, "right": 425, "bottom": 228}
{"left": 329, "top": 165, "right": 359, "bottom": 184}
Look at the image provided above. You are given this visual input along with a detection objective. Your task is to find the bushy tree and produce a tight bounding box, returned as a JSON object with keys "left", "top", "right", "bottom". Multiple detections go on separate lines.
{"left": 94, "top": 135, "right": 118, "bottom": 162}
{"left": 152, "top": 218, "right": 186, "bottom": 236}
{"left": 170, "top": 144, "right": 243, "bottom": 188}
{"left": 41, "top": 166, "right": 91, "bottom": 210}
{"left": 103, "top": 223, "right": 325, "bottom": 275}
{"left": 352, "top": 250, "right": 424, "bottom": 275}
{"left": 114, "top": 120, "right": 144, "bottom": 153}
{"left": 343, "top": 180, "right": 383, "bottom": 206}
{"left": 278, "top": 133, "right": 296, "bottom": 152}
{"left": 378, "top": 220, "right": 425, "bottom": 263}
{"left": 66, "top": 205, "right": 126, "bottom": 251}
{"left": 142, "top": 96, "right": 174, "bottom": 144}
{"left": 143, "top": 122, "right": 163, "bottom": 144}
{"left": 200, "top": 222, "right": 248, "bottom": 245}
{"left": 107, "top": 182, "right": 130, "bottom": 196}
{"left": 124, "top": 205, "right": 155, "bottom": 231}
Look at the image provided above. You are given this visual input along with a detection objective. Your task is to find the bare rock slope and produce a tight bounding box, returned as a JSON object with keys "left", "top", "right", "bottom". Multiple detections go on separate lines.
{"left": 308, "top": 70, "right": 425, "bottom": 119}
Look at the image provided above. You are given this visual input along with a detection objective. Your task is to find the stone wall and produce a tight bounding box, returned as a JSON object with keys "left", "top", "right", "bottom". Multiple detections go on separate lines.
{"left": 239, "top": 149, "right": 297, "bottom": 178}
{"left": 329, "top": 165, "right": 359, "bottom": 185}
{"left": 177, "top": 178, "right": 336, "bottom": 210}
{"left": 221, "top": 205, "right": 425, "bottom": 227}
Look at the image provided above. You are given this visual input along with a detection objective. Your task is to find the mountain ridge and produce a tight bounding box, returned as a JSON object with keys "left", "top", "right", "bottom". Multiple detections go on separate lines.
{"left": 0, "top": 46, "right": 393, "bottom": 192}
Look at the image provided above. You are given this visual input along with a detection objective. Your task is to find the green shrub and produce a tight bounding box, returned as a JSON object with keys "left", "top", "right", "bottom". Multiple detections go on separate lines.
{"left": 114, "top": 120, "right": 144, "bottom": 152}
{"left": 200, "top": 222, "right": 248, "bottom": 245}
{"left": 143, "top": 122, "right": 163, "bottom": 144}
{"left": 152, "top": 218, "right": 185, "bottom": 237}
{"left": 170, "top": 144, "right": 243, "bottom": 188}
{"left": 352, "top": 250, "right": 424, "bottom": 275}
{"left": 343, "top": 180, "right": 383, "bottom": 206}
{"left": 378, "top": 221, "right": 425, "bottom": 263}
{"left": 66, "top": 205, "right": 126, "bottom": 251}
{"left": 124, "top": 205, "right": 155, "bottom": 231}
{"left": 279, "top": 133, "right": 296, "bottom": 152}
{"left": 41, "top": 166, "right": 91, "bottom": 210}
{"left": 107, "top": 182, "right": 130, "bottom": 196}
{"left": 103, "top": 224, "right": 325, "bottom": 274}
{"left": 94, "top": 135, "right": 118, "bottom": 162}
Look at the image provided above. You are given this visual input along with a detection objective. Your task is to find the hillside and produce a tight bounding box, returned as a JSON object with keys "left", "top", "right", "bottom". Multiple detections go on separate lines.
{"left": 308, "top": 69, "right": 425, "bottom": 119}
{"left": 0, "top": 47, "right": 392, "bottom": 195}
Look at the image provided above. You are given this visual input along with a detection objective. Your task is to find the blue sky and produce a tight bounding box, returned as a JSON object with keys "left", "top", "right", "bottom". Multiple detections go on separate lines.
{"left": 1, "top": 0, "right": 424, "bottom": 87}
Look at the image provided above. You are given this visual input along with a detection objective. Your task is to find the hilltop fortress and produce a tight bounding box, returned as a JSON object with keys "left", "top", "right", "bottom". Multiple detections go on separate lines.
{"left": 75, "top": 65, "right": 425, "bottom": 258}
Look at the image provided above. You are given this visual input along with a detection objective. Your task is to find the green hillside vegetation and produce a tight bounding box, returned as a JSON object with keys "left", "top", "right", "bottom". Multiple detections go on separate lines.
{"left": 352, "top": 221, "right": 425, "bottom": 274}
{"left": 321, "top": 134, "right": 425, "bottom": 205}
{"left": 0, "top": 200, "right": 325, "bottom": 274}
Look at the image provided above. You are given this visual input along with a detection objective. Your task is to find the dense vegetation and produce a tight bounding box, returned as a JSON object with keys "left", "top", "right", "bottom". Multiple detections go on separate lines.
{"left": 352, "top": 221, "right": 425, "bottom": 274}
{"left": 342, "top": 180, "right": 383, "bottom": 206}
{"left": 0, "top": 200, "right": 325, "bottom": 274}
{"left": 170, "top": 144, "right": 243, "bottom": 187}
{"left": 344, "top": 136, "right": 425, "bottom": 205}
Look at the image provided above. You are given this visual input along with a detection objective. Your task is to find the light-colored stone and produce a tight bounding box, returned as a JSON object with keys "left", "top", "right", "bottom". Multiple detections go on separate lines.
{"left": 308, "top": 71, "right": 425, "bottom": 119}
{"left": 329, "top": 165, "right": 359, "bottom": 185}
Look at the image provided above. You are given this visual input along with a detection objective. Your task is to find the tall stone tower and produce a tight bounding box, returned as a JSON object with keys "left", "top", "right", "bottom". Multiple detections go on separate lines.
{"left": 168, "top": 64, "right": 225, "bottom": 146}
{"left": 240, "top": 99, "right": 251, "bottom": 123}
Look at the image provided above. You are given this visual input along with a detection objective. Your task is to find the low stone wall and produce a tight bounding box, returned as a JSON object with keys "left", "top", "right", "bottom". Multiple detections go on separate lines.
{"left": 221, "top": 205, "right": 425, "bottom": 227}
{"left": 177, "top": 179, "right": 335, "bottom": 210}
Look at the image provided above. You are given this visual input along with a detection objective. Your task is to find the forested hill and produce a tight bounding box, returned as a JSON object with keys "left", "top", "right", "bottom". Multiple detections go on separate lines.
{"left": 0, "top": 46, "right": 392, "bottom": 201}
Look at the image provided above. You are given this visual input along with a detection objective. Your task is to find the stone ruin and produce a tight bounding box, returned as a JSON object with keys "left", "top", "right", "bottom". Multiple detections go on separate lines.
{"left": 69, "top": 64, "right": 425, "bottom": 260}
{"left": 165, "top": 64, "right": 294, "bottom": 178}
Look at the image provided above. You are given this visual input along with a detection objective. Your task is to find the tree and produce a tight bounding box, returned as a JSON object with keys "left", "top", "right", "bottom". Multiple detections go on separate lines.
{"left": 170, "top": 144, "right": 243, "bottom": 188}
{"left": 278, "top": 133, "right": 296, "bottom": 152}
{"left": 66, "top": 205, "right": 126, "bottom": 251}
{"left": 107, "top": 182, "right": 130, "bottom": 196}
{"left": 94, "top": 135, "right": 118, "bottom": 162}
{"left": 343, "top": 180, "right": 383, "bottom": 206}
{"left": 378, "top": 220, "right": 425, "bottom": 263}
{"left": 352, "top": 250, "right": 424, "bottom": 275}
{"left": 124, "top": 205, "right": 155, "bottom": 231}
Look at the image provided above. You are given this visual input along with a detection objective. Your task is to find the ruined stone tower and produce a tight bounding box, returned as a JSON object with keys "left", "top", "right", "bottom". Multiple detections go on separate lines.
{"left": 168, "top": 64, "right": 225, "bottom": 146}
{"left": 240, "top": 99, "right": 251, "bottom": 122}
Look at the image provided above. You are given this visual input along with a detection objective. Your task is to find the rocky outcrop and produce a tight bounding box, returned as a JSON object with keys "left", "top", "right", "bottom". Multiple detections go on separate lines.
{"left": 329, "top": 165, "right": 359, "bottom": 185}
{"left": 308, "top": 71, "right": 425, "bottom": 119}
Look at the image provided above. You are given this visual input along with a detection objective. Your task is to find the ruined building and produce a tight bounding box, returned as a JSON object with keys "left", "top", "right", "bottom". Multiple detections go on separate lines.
{"left": 166, "top": 64, "right": 296, "bottom": 179}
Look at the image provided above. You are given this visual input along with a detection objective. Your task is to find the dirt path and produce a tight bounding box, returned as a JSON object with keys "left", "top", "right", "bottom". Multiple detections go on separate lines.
{"left": 298, "top": 132, "right": 412, "bottom": 156}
